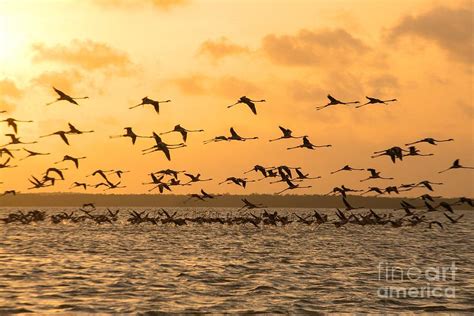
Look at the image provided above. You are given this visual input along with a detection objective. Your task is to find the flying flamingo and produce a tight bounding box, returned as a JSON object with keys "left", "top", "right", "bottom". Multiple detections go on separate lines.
{"left": 228, "top": 127, "right": 258, "bottom": 141}
{"left": 356, "top": 96, "right": 397, "bottom": 108}
{"left": 70, "top": 182, "right": 90, "bottom": 190}
{"left": 228, "top": 96, "right": 266, "bottom": 115}
{"left": 55, "top": 155, "right": 86, "bottom": 169}
{"left": 360, "top": 168, "right": 393, "bottom": 182}
{"left": 110, "top": 127, "right": 149, "bottom": 145}
{"left": 0, "top": 118, "right": 33, "bottom": 134}
{"left": 46, "top": 87, "right": 88, "bottom": 106}
{"left": 40, "top": 130, "right": 70, "bottom": 145}
{"left": 129, "top": 97, "right": 171, "bottom": 114}
{"left": 269, "top": 126, "right": 304, "bottom": 142}
{"left": 1, "top": 134, "right": 37, "bottom": 147}
{"left": 160, "top": 124, "right": 204, "bottom": 143}
{"left": 316, "top": 94, "right": 359, "bottom": 111}
{"left": 276, "top": 179, "right": 312, "bottom": 194}
{"left": 0, "top": 148, "right": 19, "bottom": 158}
{"left": 67, "top": 123, "right": 94, "bottom": 135}
{"left": 404, "top": 146, "right": 433, "bottom": 157}
{"left": 287, "top": 136, "right": 332, "bottom": 150}
{"left": 405, "top": 137, "right": 454, "bottom": 146}
{"left": 142, "top": 133, "right": 186, "bottom": 160}
{"left": 331, "top": 165, "right": 364, "bottom": 174}
{"left": 203, "top": 136, "right": 229, "bottom": 144}
{"left": 20, "top": 148, "right": 50, "bottom": 161}
{"left": 439, "top": 159, "right": 474, "bottom": 173}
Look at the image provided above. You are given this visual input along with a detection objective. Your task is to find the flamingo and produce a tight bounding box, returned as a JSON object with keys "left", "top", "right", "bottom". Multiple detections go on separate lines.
{"left": 404, "top": 146, "right": 433, "bottom": 157}
{"left": 316, "top": 94, "right": 359, "bottom": 111}
{"left": 356, "top": 96, "right": 397, "bottom": 108}
{"left": 20, "top": 148, "right": 50, "bottom": 161}
{"left": 129, "top": 97, "right": 171, "bottom": 114}
{"left": 55, "top": 155, "right": 86, "bottom": 169}
{"left": 244, "top": 165, "right": 268, "bottom": 178}
{"left": 269, "top": 126, "right": 304, "bottom": 142}
{"left": 160, "top": 124, "right": 204, "bottom": 143}
{"left": 155, "top": 169, "right": 185, "bottom": 179}
{"left": 228, "top": 127, "right": 258, "bottom": 141}
{"left": 227, "top": 96, "right": 266, "bottom": 115}
{"left": 219, "top": 177, "right": 254, "bottom": 188}
{"left": 184, "top": 173, "right": 212, "bottom": 184}
{"left": 287, "top": 136, "right": 332, "bottom": 150}
{"left": 360, "top": 168, "right": 393, "bottom": 182}
{"left": 0, "top": 158, "right": 17, "bottom": 169}
{"left": 294, "top": 168, "right": 321, "bottom": 180}
{"left": 0, "top": 148, "right": 19, "bottom": 158}
{"left": 142, "top": 133, "right": 186, "bottom": 160}
{"left": 67, "top": 123, "right": 94, "bottom": 135}
{"left": 40, "top": 131, "right": 70, "bottom": 145}
{"left": 439, "top": 159, "right": 474, "bottom": 173}
{"left": 405, "top": 137, "right": 454, "bottom": 146}
{"left": 372, "top": 146, "right": 406, "bottom": 163}
{"left": 110, "top": 127, "right": 149, "bottom": 145}
{"left": 0, "top": 118, "right": 33, "bottom": 134}
{"left": 70, "top": 182, "right": 90, "bottom": 190}
{"left": 331, "top": 165, "right": 364, "bottom": 174}
{"left": 203, "top": 136, "right": 229, "bottom": 144}
{"left": 46, "top": 87, "right": 88, "bottom": 106}
{"left": 276, "top": 179, "right": 311, "bottom": 194}
{"left": 2, "top": 134, "right": 37, "bottom": 147}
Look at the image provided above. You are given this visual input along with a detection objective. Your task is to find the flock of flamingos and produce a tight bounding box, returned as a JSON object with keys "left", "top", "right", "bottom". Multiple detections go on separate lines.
{"left": 0, "top": 87, "right": 472, "bottom": 228}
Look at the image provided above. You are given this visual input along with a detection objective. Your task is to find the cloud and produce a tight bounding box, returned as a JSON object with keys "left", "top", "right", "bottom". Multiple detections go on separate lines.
{"left": 0, "top": 79, "right": 24, "bottom": 112}
{"left": 261, "top": 28, "right": 368, "bottom": 66}
{"left": 389, "top": 4, "right": 473, "bottom": 64}
{"left": 171, "top": 74, "right": 260, "bottom": 98}
{"left": 31, "top": 40, "right": 134, "bottom": 75}
{"left": 31, "top": 69, "right": 85, "bottom": 95}
{"left": 198, "top": 37, "right": 249, "bottom": 61}
{"left": 92, "top": 0, "right": 188, "bottom": 10}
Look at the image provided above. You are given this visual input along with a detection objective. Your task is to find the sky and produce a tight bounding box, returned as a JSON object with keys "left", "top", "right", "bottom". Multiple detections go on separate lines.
{"left": 0, "top": 0, "right": 472, "bottom": 197}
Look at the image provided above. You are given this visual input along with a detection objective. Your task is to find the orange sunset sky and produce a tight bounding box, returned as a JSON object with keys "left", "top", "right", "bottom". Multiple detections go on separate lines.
{"left": 0, "top": 0, "right": 472, "bottom": 197}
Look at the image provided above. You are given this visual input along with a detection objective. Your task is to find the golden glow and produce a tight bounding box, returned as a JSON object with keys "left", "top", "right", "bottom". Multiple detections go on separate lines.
{"left": 0, "top": 0, "right": 472, "bottom": 197}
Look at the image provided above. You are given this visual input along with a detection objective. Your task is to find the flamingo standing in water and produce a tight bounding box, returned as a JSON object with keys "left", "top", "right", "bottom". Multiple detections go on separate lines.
{"left": 316, "top": 94, "right": 359, "bottom": 110}
{"left": 46, "top": 87, "right": 88, "bottom": 106}
{"left": 228, "top": 96, "right": 266, "bottom": 115}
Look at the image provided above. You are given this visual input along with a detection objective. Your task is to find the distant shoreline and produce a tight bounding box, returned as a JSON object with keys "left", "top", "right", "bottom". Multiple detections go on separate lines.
{"left": 0, "top": 193, "right": 468, "bottom": 209}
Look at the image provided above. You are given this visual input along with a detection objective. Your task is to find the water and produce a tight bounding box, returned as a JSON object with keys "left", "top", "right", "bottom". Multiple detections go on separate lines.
{"left": 0, "top": 207, "right": 473, "bottom": 314}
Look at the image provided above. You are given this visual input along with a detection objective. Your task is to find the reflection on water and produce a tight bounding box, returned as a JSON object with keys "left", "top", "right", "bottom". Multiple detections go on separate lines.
{"left": 0, "top": 207, "right": 473, "bottom": 313}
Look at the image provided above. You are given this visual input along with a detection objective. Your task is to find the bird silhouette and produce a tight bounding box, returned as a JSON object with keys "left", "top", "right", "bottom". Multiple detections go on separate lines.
{"left": 160, "top": 124, "right": 204, "bottom": 143}
{"left": 356, "top": 96, "right": 397, "bottom": 108}
{"left": 70, "top": 182, "right": 90, "bottom": 190}
{"left": 129, "top": 97, "right": 171, "bottom": 114}
{"left": 228, "top": 96, "right": 266, "bottom": 115}
{"left": 55, "top": 155, "right": 86, "bottom": 169}
{"left": 269, "top": 126, "right": 304, "bottom": 142}
{"left": 372, "top": 146, "right": 406, "bottom": 163}
{"left": 287, "top": 136, "right": 332, "bottom": 150}
{"left": 0, "top": 158, "right": 17, "bottom": 169}
{"left": 185, "top": 173, "right": 212, "bottom": 184}
{"left": 67, "top": 123, "right": 94, "bottom": 135}
{"left": 439, "top": 159, "right": 474, "bottom": 173}
{"left": 228, "top": 127, "right": 258, "bottom": 141}
{"left": 405, "top": 137, "right": 454, "bottom": 146}
{"left": 0, "top": 118, "right": 33, "bottom": 134}
{"left": 2, "top": 134, "right": 37, "bottom": 147}
{"left": 40, "top": 131, "right": 70, "bottom": 145}
{"left": 20, "top": 148, "right": 50, "bottom": 161}
{"left": 360, "top": 168, "right": 393, "bottom": 182}
{"left": 110, "top": 127, "right": 149, "bottom": 145}
{"left": 316, "top": 94, "right": 359, "bottom": 110}
{"left": 142, "top": 133, "right": 186, "bottom": 160}
{"left": 404, "top": 146, "right": 433, "bottom": 157}
{"left": 203, "top": 136, "right": 229, "bottom": 144}
{"left": 331, "top": 165, "right": 364, "bottom": 174}
{"left": 46, "top": 87, "right": 88, "bottom": 106}
{"left": 276, "top": 179, "right": 311, "bottom": 194}
{"left": 0, "top": 148, "right": 19, "bottom": 158}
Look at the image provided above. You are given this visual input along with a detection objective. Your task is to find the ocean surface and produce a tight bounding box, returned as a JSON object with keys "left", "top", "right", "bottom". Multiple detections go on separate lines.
{"left": 0, "top": 207, "right": 473, "bottom": 314}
